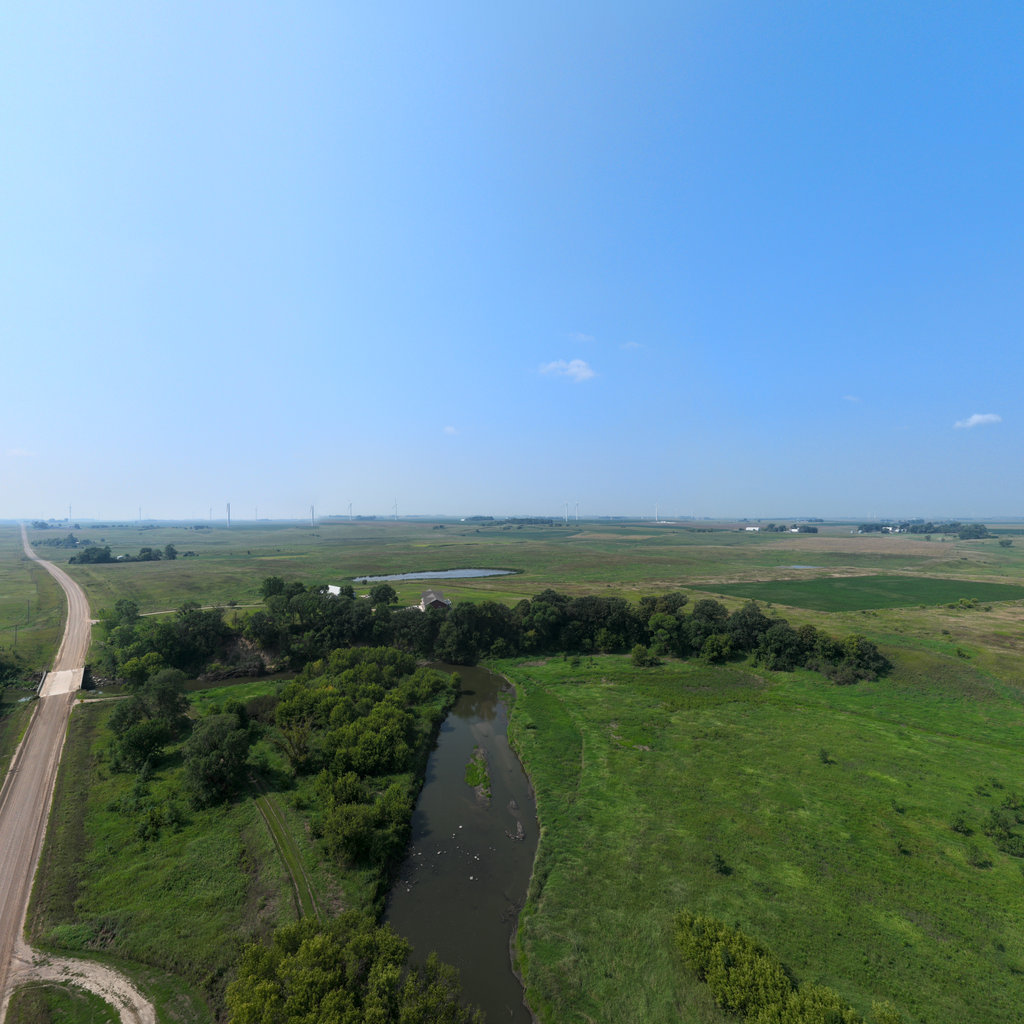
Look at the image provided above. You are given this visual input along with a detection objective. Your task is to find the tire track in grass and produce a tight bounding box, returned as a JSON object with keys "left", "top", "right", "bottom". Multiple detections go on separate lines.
{"left": 251, "top": 779, "right": 322, "bottom": 922}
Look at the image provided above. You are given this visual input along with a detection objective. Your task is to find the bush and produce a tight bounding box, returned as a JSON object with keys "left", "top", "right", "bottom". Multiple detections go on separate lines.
{"left": 631, "top": 644, "right": 659, "bottom": 667}
{"left": 675, "top": 911, "right": 906, "bottom": 1024}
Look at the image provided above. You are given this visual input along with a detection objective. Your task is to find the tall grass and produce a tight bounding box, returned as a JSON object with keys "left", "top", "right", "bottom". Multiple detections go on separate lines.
{"left": 506, "top": 652, "right": 1024, "bottom": 1024}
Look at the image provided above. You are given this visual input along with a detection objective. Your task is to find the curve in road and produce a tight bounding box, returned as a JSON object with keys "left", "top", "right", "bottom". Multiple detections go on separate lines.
{"left": 0, "top": 528, "right": 155, "bottom": 1024}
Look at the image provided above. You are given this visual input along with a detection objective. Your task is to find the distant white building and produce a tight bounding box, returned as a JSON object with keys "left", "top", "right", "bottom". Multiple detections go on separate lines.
{"left": 326, "top": 584, "right": 342, "bottom": 596}
{"left": 744, "top": 526, "right": 760, "bottom": 532}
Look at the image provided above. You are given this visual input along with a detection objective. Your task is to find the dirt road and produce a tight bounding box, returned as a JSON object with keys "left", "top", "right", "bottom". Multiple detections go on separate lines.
{"left": 0, "top": 529, "right": 154, "bottom": 1023}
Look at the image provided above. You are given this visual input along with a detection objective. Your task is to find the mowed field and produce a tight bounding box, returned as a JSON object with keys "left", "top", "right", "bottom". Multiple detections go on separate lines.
{"left": 8, "top": 518, "right": 1024, "bottom": 1024}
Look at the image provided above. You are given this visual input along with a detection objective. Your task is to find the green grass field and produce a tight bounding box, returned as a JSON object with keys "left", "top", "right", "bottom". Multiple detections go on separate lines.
{"left": 506, "top": 653, "right": 1024, "bottom": 1024}
{"left": 693, "top": 574, "right": 1024, "bottom": 611}
{"left": 27, "top": 696, "right": 303, "bottom": 1019}
{"left": 6, "top": 981, "right": 119, "bottom": 1024}
{"left": 0, "top": 527, "right": 65, "bottom": 678}
{"left": 13, "top": 517, "right": 1024, "bottom": 1023}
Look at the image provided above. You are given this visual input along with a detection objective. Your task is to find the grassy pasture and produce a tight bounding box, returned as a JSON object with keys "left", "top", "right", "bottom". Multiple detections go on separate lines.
{"left": 0, "top": 527, "right": 65, "bottom": 676}
{"left": 693, "top": 574, "right": 1024, "bottom": 611}
{"left": 22, "top": 519, "right": 1005, "bottom": 621}
{"left": 506, "top": 653, "right": 1024, "bottom": 1024}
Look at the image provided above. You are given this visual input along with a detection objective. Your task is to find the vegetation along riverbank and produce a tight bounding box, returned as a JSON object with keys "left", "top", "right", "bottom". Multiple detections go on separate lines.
{"left": 3, "top": 519, "right": 1024, "bottom": 1021}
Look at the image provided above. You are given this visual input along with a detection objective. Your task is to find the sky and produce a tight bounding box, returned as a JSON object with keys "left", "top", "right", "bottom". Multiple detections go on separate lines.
{"left": 2, "top": 2, "right": 1023, "bottom": 522}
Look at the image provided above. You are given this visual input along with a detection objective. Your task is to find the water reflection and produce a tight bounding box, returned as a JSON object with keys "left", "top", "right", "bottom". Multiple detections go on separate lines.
{"left": 354, "top": 569, "right": 516, "bottom": 583}
{"left": 385, "top": 664, "right": 537, "bottom": 1023}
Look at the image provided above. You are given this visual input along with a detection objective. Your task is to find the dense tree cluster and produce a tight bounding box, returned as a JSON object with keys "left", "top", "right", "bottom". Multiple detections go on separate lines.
{"left": 107, "top": 667, "right": 190, "bottom": 772}
{"left": 227, "top": 913, "right": 481, "bottom": 1024}
{"left": 97, "top": 581, "right": 889, "bottom": 687}
{"left": 70, "top": 543, "right": 178, "bottom": 563}
{"left": 858, "top": 521, "right": 991, "bottom": 539}
{"left": 675, "top": 911, "right": 905, "bottom": 1024}
{"left": 69, "top": 545, "right": 114, "bottom": 564}
{"left": 274, "top": 648, "right": 459, "bottom": 874}
{"left": 34, "top": 532, "right": 88, "bottom": 548}
{"left": 97, "top": 598, "right": 237, "bottom": 679}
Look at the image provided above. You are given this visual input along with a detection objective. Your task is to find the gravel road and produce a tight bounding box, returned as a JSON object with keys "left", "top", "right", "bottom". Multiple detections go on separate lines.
{"left": 0, "top": 528, "right": 155, "bottom": 1023}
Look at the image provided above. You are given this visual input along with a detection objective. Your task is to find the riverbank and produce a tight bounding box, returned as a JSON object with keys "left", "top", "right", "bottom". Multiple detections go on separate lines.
{"left": 384, "top": 664, "right": 538, "bottom": 1024}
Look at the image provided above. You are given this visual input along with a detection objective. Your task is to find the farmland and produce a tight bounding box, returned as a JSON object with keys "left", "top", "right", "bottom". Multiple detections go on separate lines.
{"left": 692, "top": 573, "right": 1024, "bottom": 611}
{"left": 5, "top": 518, "right": 1024, "bottom": 1023}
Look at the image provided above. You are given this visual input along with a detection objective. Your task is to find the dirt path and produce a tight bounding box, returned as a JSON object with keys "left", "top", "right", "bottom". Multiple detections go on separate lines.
{"left": 0, "top": 529, "right": 156, "bottom": 1023}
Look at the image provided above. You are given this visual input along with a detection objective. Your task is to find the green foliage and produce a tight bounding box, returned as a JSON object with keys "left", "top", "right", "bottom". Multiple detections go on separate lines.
{"left": 675, "top": 911, "right": 903, "bottom": 1024}
{"left": 701, "top": 633, "right": 732, "bottom": 664}
{"left": 182, "top": 713, "right": 252, "bottom": 808}
{"left": 68, "top": 545, "right": 113, "bottom": 564}
{"left": 369, "top": 582, "right": 399, "bottom": 606}
{"left": 226, "top": 913, "right": 482, "bottom": 1024}
{"left": 631, "top": 643, "right": 660, "bottom": 667}
{"left": 465, "top": 746, "right": 490, "bottom": 797}
{"left": 277, "top": 649, "right": 458, "bottom": 878}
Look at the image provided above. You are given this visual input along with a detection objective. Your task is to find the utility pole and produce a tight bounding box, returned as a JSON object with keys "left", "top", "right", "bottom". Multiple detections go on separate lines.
{"left": 227, "top": 503, "right": 231, "bottom": 529}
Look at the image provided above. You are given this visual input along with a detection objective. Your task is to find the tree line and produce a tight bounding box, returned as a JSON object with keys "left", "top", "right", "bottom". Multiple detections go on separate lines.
{"left": 69, "top": 543, "right": 182, "bottom": 563}
{"left": 858, "top": 521, "right": 992, "bottom": 539}
{"left": 95, "top": 582, "right": 889, "bottom": 690}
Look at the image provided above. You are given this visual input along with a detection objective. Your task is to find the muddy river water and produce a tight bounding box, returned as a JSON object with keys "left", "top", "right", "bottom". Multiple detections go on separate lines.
{"left": 385, "top": 664, "right": 538, "bottom": 1022}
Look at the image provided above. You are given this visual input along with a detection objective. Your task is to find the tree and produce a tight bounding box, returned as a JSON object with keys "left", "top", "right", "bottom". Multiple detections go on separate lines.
{"left": 369, "top": 583, "right": 398, "bottom": 607}
{"left": 726, "top": 601, "right": 771, "bottom": 652}
{"left": 183, "top": 714, "right": 251, "bottom": 807}
{"left": 226, "top": 913, "right": 482, "bottom": 1024}
{"left": 163, "top": 543, "right": 178, "bottom": 560}
{"left": 700, "top": 633, "right": 732, "bottom": 664}
{"left": 115, "top": 719, "right": 170, "bottom": 771}
{"left": 260, "top": 576, "right": 285, "bottom": 599}
{"left": 755, "top": 622, "right": 803, "bottom": 671}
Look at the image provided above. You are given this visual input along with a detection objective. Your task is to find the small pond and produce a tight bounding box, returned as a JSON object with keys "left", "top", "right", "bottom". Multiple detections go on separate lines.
{"left": 384, "top": 663, "right": 537, "bottom": 1022}
{"left": 353, "top": 569, "right": 516, "bottom": 583}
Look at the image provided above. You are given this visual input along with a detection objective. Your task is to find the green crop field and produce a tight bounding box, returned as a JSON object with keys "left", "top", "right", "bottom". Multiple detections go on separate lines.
{"left": 692, "top": 574, "right": 1024, "bottom": 611}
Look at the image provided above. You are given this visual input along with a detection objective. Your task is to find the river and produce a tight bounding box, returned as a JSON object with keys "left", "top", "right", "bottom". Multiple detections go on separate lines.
{"left": 385, "top": 664, "right": 537, "bottom": 1022}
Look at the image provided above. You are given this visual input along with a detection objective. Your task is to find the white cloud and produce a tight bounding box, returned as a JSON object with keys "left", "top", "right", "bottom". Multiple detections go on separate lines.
{"left": 569, "top": 332, "right": 594, "bottom": 343}
{"left": 954, "top": 412, "right": 1002, "bottom": 429}
{"left": 443, "top": 425, "right": 457, "bottom": 435}
{"left": 842, "top": 394, "right": 861, "bottom": 403}
{"left": 540, "top": 359, "right": 595, "bottom": 382}
{"left": 621, "top": 341, "right": 643, "bottom": 351}
{"left": 5, "top": 448, "right": 35, "bottom": 458}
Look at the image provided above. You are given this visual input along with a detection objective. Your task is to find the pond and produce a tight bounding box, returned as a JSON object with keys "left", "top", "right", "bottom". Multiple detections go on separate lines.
{"left": 353, "top": 569, "right": 516, "bottom": 583}
{"left": 384, "top": 664, "right": 537, "bottom": 1022}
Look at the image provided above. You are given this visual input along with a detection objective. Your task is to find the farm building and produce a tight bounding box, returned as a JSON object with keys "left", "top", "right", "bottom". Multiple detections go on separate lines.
{"left": 419, "top": 589, "right": 452, "bottom": 611}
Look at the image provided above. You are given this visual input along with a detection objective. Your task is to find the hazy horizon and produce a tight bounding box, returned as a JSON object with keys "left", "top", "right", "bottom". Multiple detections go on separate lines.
{"left": 3, "top": 5, "right": 1022, "bottom": 522}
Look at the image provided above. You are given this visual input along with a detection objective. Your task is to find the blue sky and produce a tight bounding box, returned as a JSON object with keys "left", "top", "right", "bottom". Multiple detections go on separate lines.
{"left": 2, "top": 2, "right": 1022, "bottom": 521}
